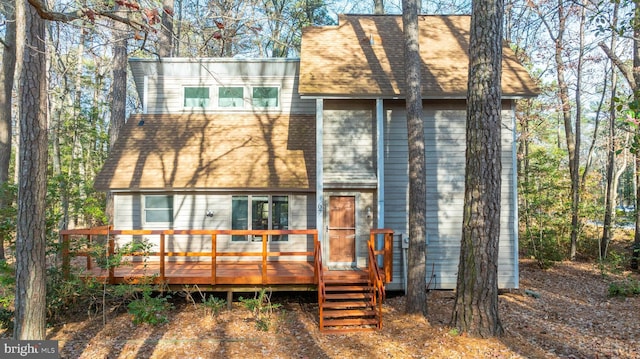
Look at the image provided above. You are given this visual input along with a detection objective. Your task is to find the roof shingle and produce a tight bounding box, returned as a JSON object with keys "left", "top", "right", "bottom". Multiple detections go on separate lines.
{"left": 299, "top": 15, "right": 539, "bottom": 98}
{"left": 94, "top": 114, "right": 316, "bottom": 191}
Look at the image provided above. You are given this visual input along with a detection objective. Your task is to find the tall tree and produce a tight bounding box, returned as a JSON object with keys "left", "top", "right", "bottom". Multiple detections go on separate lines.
{"left": 14, "top": 0, "right": 48, "bottom": 340}
{"left": 451, "top": 0, "right": 504, "bottom": 337}
{"left": 158, "top": 0, "right": 174, "bottom": 57}
{"left": 374, "top": 0, "right": 384, "bottom": 14}
{"left": 0, "top": 0, "right": 17, "bottom": 261}
{"left": 599, "top": 0, "right": 640, "bottom": 269}
{"left": 600, "top": 1, "right": 621, "bottom": 259}
{"left": 110, "top": 9, "right": 128, "bottom": 149}
{"left": 402, "top": 0, "right": 427, "bottom": 316}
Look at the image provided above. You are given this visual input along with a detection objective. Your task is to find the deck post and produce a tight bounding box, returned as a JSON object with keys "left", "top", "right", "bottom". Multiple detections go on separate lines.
{"left": 108, "top": 237, "right": 115, "bottom": 284}
{"left": 160, "top": 234, "right": 165, "bottom": 283}
{"left": 384, "top": 231, "right": 393, "bottom": 282}
{"left": 62, "top": 234, "right": 70, "bottom": 279}
{"left": 211, "top": 234, "right": 216, "bottom": 285}
{"left": 86, "top": 235, "right": 92, "bottom": 270}
{"left": 261, "top": 233, "right": 268, "bottom": 283}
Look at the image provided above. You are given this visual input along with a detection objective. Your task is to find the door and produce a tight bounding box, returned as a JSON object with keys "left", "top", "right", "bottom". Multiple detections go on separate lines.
{"left": 328, "top": 195, "right": 356, "bottom": 267}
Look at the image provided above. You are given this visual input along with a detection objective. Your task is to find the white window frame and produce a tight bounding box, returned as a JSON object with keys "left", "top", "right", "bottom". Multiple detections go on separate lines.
{"left": 217, "top": 86, "right": 245, "bottom": 109}
{"left": 251, "top": 86, "right": 280, "bottom": 109}
{"left": 183, "top": 86, "right": 211, "bottom": 108}
{"left": 143, "top": 195, "right": 174, "bottom": 226}
{"left": 231, "top": 195, "right": 289, "bottom": 242}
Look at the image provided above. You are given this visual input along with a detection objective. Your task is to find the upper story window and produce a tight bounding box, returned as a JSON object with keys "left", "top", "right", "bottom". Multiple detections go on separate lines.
{"left": 218, "top": 87, "right": 244, "bottom": 108}
{"left": 144, "top": 195, "right": 174, "bottom": 225}
{"left": 184, "top": 87, "right": 210, "bottom": 107}
{"left": 252, "top": 87, "right": 279, "bottom": 108}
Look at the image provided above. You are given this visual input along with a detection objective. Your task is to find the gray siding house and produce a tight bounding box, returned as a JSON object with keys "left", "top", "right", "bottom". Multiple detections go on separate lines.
{"left": 94, "top": 14, "right": 538, "bottom": 291}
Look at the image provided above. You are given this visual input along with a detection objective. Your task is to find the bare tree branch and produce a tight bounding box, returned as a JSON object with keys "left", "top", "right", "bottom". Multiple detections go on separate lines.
{"left": 599, "top": 41, "right": 637, "bottom": 90}
{"left": 27, "top": 0, "right": 147, "bottom": 31}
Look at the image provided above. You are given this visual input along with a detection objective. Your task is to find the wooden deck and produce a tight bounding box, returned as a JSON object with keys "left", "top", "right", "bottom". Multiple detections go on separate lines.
{"left": 60, "top": 228, "right": 394, "bottom": 292}
{"left": 78, "top": 260, "right": 316, "bottom": 288}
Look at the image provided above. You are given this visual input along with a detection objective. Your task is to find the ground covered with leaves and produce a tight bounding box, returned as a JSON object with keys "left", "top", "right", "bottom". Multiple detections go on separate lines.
{"left": 1, "top": 259, "right": 639, "bottom": 358}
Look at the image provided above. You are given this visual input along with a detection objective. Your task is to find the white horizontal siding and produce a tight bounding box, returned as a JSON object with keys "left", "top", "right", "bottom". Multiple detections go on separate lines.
{"left": 129, "top": 60, "right": 316, "bottom": 115}
{"left": 112, "top": 192, "right": 316, "bottom": 262}
{"left": 323, "top": 100, "right": 376, "bottom": 184}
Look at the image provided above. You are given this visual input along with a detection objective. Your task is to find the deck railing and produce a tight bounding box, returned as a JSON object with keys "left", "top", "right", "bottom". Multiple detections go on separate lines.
{"left": 60, "top": 228, "right": 319, "bottom": 285}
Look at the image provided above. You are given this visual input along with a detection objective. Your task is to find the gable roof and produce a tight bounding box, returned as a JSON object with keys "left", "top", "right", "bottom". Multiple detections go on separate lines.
{"left": 299, "top": 14, "right": 539, "bottom": 98}
{"left": 94, "top": 114, "right": 316, "bottom": 191}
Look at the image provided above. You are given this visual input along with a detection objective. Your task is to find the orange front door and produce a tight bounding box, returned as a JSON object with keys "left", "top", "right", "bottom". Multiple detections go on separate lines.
{"left": 328, "top": 196, "right": 356, "bottom": 266}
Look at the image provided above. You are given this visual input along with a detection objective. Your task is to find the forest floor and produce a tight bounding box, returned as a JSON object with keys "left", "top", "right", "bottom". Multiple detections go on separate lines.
{"left": 2, "top": 258, "right": 640, "bottom": 358}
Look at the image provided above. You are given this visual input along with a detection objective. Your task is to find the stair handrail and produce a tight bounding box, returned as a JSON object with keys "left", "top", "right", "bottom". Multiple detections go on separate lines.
{"left": 367, "top": 240, "right": 385, "bottom": 329}
{"left": 314, "top": 240, "right": 326, "bottom": 329}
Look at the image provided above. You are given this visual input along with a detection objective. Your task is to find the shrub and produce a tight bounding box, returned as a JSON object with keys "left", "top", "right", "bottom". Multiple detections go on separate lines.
{"left": 127, "top": 287, "right": 173, "bottom": 325}
{"left": 202, "top": 295, "right": 226, "bottom": 317}
{"left": 608, "top": 277, "right": 640, "bottom": 297}
{"left": 239, "top": 289, "right": 282, "bottom": 331}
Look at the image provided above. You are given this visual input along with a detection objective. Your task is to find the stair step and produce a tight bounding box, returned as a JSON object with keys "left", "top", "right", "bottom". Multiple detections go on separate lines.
{"left": 322, "top": 309, "right": 377, "bottom": 318}
{"left": 325, "top": 292, "right": 371, "bottom": 300}
{"left": 322, "top": 301, "right": 371, "bottom": 309}
{"left": 324, "top": 285, "right": 370, "bottom": 292}
{"left": 323, "top": 318, "right": 380, "bottom": 327}
{"left": 324, "top": 279, "right": 368, "bottom": 286}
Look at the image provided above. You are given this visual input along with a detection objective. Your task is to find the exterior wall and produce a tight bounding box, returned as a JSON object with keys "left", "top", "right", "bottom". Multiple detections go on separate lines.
{"left": 112, "top": 192, "right": 316, "bottom": 261}
{"left": 129, "top": 59, "right": 316, "bottom": 115}
{"left": 320, "top": 100, "right": 377, "bottom": 268}
{"left": 383, "top": 99, "right": 518, "bottom": 289}
{"left": 322, "top": 190, "right": 376, "bottom": 268}
{"left": 322, "top": 100, "right": 377, "bottom": 187}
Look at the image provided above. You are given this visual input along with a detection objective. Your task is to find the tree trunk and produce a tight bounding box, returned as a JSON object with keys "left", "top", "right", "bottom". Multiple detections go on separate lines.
{"left": 402, "top": 0, "right": 427, "bottom": 316}
{"left": 109, "top": 16, "right": 127, "bottom": 149}
{"left": 0, "top": 0, "right": 17, "bottom": 261}
{"left": 374, "top": 0, "right": 384, "bottom": 14}
{"left": 601, "top": 2, "right": 620, "bottom": 260}
{"left": 158, "top": 0, "right": 174, "bottom": 57}
{"left": 451, "top": 0, "right": 504, "bottom": 337}
{"left": 14, "top": 0, "right": 49, "bottom": 340}
{"left": 632, "top": 4, "right": 640, "bottom": 270}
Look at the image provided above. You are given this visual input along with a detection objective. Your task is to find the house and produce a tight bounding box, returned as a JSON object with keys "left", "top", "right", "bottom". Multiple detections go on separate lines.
{"left": 91, "top": 14, "right": 538, "bottom": 293}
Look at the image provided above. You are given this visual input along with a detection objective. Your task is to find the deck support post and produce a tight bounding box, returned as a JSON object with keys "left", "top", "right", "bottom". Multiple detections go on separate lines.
{"left": 62, "top": 234, "right": 70, "bottom": 279}
{"left": 227, "top": 290, "right": 233, "bottom": 310}
{"left": 86, "top": 235, "right": 92, "bottom": 270}
{"left": 211, "top": 234, "right": 217, "bottom": 285}
{"left": 384, "top": 232, "right": 393, "bottom": 282}
{"left": 160, "top": 234, "right": 165, "bottom": 283}
{"left": 261, "top": 234, "right": 268, "bottom": 283}
{"left": 108, "top": 237, "right": 115, "bottom": 284}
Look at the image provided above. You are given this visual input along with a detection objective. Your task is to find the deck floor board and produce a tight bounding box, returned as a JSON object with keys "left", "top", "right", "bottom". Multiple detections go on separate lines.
{"left": 78, "top": 260, "right": 316, "bottom": 286}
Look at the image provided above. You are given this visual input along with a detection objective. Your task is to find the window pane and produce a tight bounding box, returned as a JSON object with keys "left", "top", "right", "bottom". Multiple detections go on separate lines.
{"left": 144, "top": 195, "right": 173, "bottom": 223}
{"left": 232, "top": 196, "right": 248, "bottom": 241}
{"left": 272, "top": 196, "right": 288, "bottom": 241}
{"left": 184, "top": 87, "right": 210, "bottom": 107}
{"left": 218, "top": 87, "right": 244, "bottom": 108}
{"left": 146, "top": 209, "right": 172, "bottom": 223}
{"left": 252, "top": 87, "right": 278, "bottom": 107}
{"left": 252, "top": 196, "right": 269, "bottom": 241}
{"left": 145, "top": 196, "right": 173, "bottom": 209}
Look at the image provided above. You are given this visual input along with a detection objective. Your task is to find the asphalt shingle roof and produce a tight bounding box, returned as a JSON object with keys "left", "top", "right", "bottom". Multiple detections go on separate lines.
{"left": 299, "top": 15, "right": 539, "bottom": 98}
{"left": 94, "top": 114, "right": 316, "bottom": 191}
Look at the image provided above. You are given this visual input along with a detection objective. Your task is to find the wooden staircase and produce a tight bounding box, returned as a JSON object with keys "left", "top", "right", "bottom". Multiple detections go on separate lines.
{"left": 319, "top": 270, "right": 381, "bottom": 332}
{"left": 313, "top": 229, "right": 393, "bottom": 333}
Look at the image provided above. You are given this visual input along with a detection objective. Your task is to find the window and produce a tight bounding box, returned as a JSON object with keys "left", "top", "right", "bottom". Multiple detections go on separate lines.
{"left": 218, "top": 87, "right": 244, "bottom": 108}
{"left": 252, "top": 87, "right": 279, "bottom": 108}
{"left": 184, "top": 87, "right": 210, "bottom": 107}
{"left": 232, "top": 195, "right": 288, "bottom": 241}
{"left": 144, "top": 195, "right": 173, "bottom": 224}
